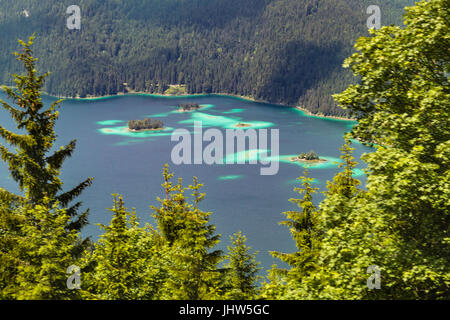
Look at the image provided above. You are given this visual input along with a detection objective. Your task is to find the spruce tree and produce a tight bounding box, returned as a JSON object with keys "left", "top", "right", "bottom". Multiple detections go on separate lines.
{"left": 152, "top": 165, "right": 223, "bottom": 300}
{"left": 151, "top": 164, "right": 189, "bottom": 246}
{"left": 295, "top": 0, "right": 448, "bottom": 299}
{"left": 293, "top": 141, "right": 366, "bottom": 299}
{"left": 14, "top": 198, "right": 83, "bottom": 299}
{"left": 0, "top": 35, "right": 93, "bottom": 231}
{"left": 0, "top": 36, "right": 92, "bottom": 299}
{"left": 223, "top": 231, "right": 261, "bottom": 300}
{"left": 84, "top": 195, "right": 165, "bottom": 300}
{"left": 0, "top": 199, "right": 24, "bottom": 298}
{"left": 271, "top": 169, "right": 320, "bottom": 281}
{"left": 259, "top": 264, "right": 286, "bottom": 300}
{"left": 325, "top": 142, "right": 361, "bottom": 199}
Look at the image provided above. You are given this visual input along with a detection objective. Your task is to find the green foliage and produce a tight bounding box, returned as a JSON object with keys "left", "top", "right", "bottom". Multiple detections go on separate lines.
{"left": 128, "top": 118, "right": 163, "bottom": 131}
{"left": 151, "top": 164, "right": 190, "bottom": 246}
{"left": 325, "top": 142, "right": 361, "bottom": 199}
{"left": 288, "top": 141, "right": 366, "bottom": 299}
{"left": 0, "top": 199, "right": 26, "bottom": 299}
{"left": 83, "top": 195, "right": 169, "bottom": 299}
{"left": 315, "top": 0, "right": 450, "bottom": 299}
{"left": 270, "top": 0, "right": 449, "bottom": 300}
{"left": 13, "top": 199, "right": 83, "bottom": 300}
{"left": 298, "top": 150, "right": 320, "bottom": 160}
{"left": 0, "top": 36, "right": 91, "bottom": 300}
{"left": 223, "top": 232, "right": 261, "bottom": 300}
{"left": 0, "top": 35, "right": 93, "bottom": 231}
{"left": 259, "top": 264, "right": 286, "bottom": 300}
{"left": 270, "top": 169, "right": 320, "bottom": 296}
{"left": 151, "top": 165, "right": 223, "bottom": 299}
{"left": 1, "top": 0, "right": 448, "bottom": 300}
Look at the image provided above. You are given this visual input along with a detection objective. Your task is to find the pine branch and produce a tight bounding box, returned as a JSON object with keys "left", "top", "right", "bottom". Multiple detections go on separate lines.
{"left": 0, "top": 99, "right": 24, "bottom": 123}
{"left": 46, "top": 140, "right": 76, "bottom": 170}
{"left": 64, "top": 201, "right": 82, "bottom": 218}
{"left": 0, "top": 126, "right": 34, "bottom": 149}
{"left": 0, "top": 144, "right": 21, "bottom": 168}
{"left": 56, "top": 177, "right": 94, "bottom": 207}
{"left": 0, "top": 187, "right": 24, "bottom": 204}
{"left": 67, "top": 208, "right": 90, "bottom": 231}
{"left": 0, "top": 85, "right": 22, "bottom": 104}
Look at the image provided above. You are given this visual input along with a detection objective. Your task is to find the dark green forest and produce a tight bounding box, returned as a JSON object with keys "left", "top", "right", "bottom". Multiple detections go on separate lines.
{"left": 0, "top": 0, "right": 414, "bottom": 117}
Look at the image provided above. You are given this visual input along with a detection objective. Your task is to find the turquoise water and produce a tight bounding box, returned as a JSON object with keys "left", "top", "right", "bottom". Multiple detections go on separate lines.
{"left": 0, "top": 93, "right": 370, "bottom": 273}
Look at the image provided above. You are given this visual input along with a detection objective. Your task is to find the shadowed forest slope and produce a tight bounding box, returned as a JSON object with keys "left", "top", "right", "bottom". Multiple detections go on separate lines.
{"left": 0, "top": 0, "right": 414, "bottom": 116}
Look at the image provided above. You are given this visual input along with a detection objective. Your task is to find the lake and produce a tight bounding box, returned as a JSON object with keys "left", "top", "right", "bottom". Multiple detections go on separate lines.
{"left": 0, "top": 92, "right": 372, "bottom": 273}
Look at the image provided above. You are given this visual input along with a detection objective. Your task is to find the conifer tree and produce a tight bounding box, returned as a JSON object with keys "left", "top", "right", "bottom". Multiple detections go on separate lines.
{"left": 325, "top": 142, "right": 361, "bottom": 199}
{"left": 0, "top": 35, "right": 93, "bottom": 231}
{"left": 271, "top": 169, "right": 320, "bottom": 281}
{"left": 0, "top": 36, "right": 93, "bottom": 300}
{"left": 0, "top": 199, "right": 25, "bottom": 298}
{"left": 151, "top": 165, "right": 223, "bottom": 300}
{"left": 223, "top": 231, "right": 261, "bottom": 300}
{"left": 13, "top": 198, "right": 83, "bottom": 299}
{"left": 292, "top": 141, "right": 366, "bottom": 299}
{"left": 84, "top": 194, "right": 164, "bottom": 300}
{"left": 259, "top": 264, "right": 286, "bottom": 300}
{"left": 151, "top": 164, "right": 189, "bottom": 246}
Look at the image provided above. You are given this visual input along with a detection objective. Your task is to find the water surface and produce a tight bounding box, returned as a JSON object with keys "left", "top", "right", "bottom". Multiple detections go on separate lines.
{"left": 0, "top": 93, "right": 371, "bottom": 272}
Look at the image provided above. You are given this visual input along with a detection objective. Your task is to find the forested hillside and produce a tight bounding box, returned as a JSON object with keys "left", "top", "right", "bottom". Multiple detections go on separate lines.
{"left": 0, "top": 0, "right": 414, "bottom": 116}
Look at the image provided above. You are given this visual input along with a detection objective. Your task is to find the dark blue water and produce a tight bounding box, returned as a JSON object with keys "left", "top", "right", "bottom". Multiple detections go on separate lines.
{"left": 0, "top": 92, "right": 371, "bottom": 273}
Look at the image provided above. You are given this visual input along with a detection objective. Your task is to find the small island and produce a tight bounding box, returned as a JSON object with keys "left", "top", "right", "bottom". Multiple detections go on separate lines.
{"left": 178, "top": 103, "right": 202, "bottom": 112}
{"left": 128, "top": 118, "right": 164, "bottom": 131}
{"left": 291, "top": 150, "right": 327, "bottom": 163}
{"left": 234, "top": 122, "right": 252, "bottom": 128}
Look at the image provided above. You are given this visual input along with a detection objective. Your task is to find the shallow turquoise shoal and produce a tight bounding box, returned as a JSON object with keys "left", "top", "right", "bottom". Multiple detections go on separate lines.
{"left": 179, "top": 112, "right": 274, "bottom": 129}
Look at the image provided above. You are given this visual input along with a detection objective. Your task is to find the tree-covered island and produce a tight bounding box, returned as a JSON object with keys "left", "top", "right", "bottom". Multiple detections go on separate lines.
{"left": 128, "top": 118, "right": 164, "bottom": 131}
{"left": 291, "top": 150, "right": 327, "bottom": 163}
{"left": 177, "top": 103, "right": 202, "bottom": 112}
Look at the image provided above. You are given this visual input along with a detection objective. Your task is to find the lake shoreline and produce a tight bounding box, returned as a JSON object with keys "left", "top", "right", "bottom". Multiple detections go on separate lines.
{"left": 293, "top": 106, "right": 356, "bottom": 121}
{"left": 0, "top": 84, "right": 355, "bottom": 121}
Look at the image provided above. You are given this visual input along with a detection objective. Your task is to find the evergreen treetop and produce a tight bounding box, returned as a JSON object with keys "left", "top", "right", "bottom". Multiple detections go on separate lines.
{"left": 0, "top": 35, "right": 93, "bottom": 231}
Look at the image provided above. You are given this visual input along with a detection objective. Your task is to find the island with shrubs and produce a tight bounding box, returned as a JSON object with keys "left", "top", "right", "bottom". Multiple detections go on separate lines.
{"left": 128, "top": 118, "right": 164, "bottom": 131}
{"left": 177, "top": 102, "right": 203, "bottom": 112}
{"left": 291, "top": 150, "right": 327, "bottom": 163}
